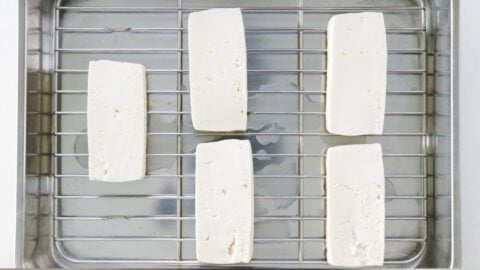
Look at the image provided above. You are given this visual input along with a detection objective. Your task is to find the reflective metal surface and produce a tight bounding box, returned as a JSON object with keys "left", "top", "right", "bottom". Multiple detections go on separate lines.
{"left": 17, "top": 0, "right": 459, "bottom": 268}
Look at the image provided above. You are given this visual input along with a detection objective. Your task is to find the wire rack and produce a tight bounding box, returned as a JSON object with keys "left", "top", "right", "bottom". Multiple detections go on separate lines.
{"left": 50, "top": 0, "right": 430, "bottom": 267}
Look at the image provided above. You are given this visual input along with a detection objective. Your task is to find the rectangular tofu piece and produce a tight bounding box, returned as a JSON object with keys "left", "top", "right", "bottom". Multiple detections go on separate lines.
{"left": 88, "top": 60, "right": 147, "bottom": 182}
{"left": 326, "top": 12, "right": 387, "bottom": 135}
{"left": 195, "top": 139, "right": 254, "bottom": 264}
{"left": 326, "top": 143, "right": 385, "bottom": 267}
{"left": 188, "top": 8, "right": 248, "bottom": 132}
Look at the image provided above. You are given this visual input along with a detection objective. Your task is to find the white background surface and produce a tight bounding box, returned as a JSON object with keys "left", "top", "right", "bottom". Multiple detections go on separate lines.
{"left": 0, "top": 0, "right": 479, "bottom": 268}
{"left": 458, "top": 0, "right": 480, "bottom": 267}
{"left": 0, "top": 0, "right": 19, "bottom": 268}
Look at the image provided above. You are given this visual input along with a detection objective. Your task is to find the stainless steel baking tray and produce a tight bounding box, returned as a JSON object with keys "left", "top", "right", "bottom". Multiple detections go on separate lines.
{"left": 17, "top": 0, "right": 459, "bottom": 268}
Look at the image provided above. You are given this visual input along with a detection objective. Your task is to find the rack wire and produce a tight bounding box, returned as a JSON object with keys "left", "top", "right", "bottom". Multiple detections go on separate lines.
{"left": 51, "top": 0, "right": 430, "bottom": 266}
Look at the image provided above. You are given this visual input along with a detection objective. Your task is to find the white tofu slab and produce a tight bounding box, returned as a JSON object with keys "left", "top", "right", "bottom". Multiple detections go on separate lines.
{"left": 195, "top": 139, "right": 254, "bottom": 264}
{"left": 87, "top": 60, "right": 147, "bottom": 182}
{"left": 326, "top": 143, "right": 385, "bottom": 267}
{"left": 188, "top": 8, "right": 248, "bottom": 132}
{"left": 326, "top": 12, "right": 387, "bottom": 136}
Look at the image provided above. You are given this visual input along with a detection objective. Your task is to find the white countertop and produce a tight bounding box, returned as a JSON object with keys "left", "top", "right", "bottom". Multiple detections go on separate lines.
{"left": 458, "top": 0, "right": 480, "bottom": 267}
{"left": 1, "top": 0, "right": 479, "bottom": 268}
{"left": 0, "top": 1, "right": 19, "bottom": 268}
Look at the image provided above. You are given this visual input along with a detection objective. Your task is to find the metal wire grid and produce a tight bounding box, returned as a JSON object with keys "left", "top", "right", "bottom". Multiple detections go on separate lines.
{"left": 48, "top": 0, "right": 430, "bottom": 266}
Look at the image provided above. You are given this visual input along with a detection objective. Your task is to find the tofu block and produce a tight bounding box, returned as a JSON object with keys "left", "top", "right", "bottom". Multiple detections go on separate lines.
{"left": 188, "top": 8, "right": 248, "bottom": 131}
{"left": 87, "top": 60, "right": 147, "bottom": 182}
{"left": 326, "top": 12, "right": 387, "bottom": 135}
{"left": 195, "top": 139, "right": 254, "bottom": 264}
{"left": 326, "top": 144, "right": 385, "bottom": 267}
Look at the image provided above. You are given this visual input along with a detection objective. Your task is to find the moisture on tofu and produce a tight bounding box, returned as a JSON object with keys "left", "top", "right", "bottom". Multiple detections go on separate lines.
{"left": 326, "top": 143, "right": 385, "bottom": 267}
{"left": 326, "top": 12, "right": 387, "bottom": 136}
{"left": 195, "top": 139, "right": 254, "bottom": 264}
{"left": 87, "top": 60, "right": 147, "bottom": 182}
{"left": 188, "top": 8, "right": 248, "bottom": 132}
